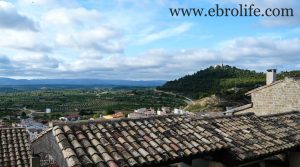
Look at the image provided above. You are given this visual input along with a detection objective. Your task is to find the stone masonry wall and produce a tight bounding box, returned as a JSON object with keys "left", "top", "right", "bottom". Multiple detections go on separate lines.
{"left": 32, "top": 131, "right": 68, "bottom": 167}
{"left": 239, "top": 78, "right": 300, "bottom": 116}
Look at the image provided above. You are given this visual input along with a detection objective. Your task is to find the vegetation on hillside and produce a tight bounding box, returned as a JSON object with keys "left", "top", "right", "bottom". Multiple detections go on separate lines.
{"left": 158, "top": 65, "right": 300, "bottom": 111}
{"left": 280, "top": 71, "right": 300, "bottom": 78}
{"left": 158, "top": 65, "right": 265, "bottom": 99}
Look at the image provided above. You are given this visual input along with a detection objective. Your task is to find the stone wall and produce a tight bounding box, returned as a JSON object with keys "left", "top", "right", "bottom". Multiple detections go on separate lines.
{"left": 239, "top": 78, "right": 300, "bottom": 116}
{"left": 32, "top": 131, "right": 68, "bottom": 167}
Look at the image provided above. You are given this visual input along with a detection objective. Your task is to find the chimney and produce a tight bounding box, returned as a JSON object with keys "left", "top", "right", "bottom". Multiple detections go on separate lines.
{"left": 266, "top": 69, "right": 277, "bottom": 85}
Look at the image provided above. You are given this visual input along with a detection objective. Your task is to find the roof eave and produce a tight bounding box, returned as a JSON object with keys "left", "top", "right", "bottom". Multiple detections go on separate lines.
{"left": 245, "top": 80, "right": 284, "bottom": 95}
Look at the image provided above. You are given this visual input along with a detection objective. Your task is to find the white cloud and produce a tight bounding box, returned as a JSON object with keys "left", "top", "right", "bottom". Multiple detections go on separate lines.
{"left": 0, "top": 1, "right": 38, "bottom": 31}
{"left": 0, "top": 52, "right": 60, "bottom": 78}
{"left": 1, "top": 34, "right": 299, "bottom": 79}
{"left": 49, "top": 37, "right": 300, "bottom": 79}
{"left": 43, "top": 7, "right": 101, "bottom": 28}
{"left": 41, "top": 7, "right": 125, "bottom": 53}
{"left": 10, "top": 53, "right": 59, "bottom": 69}
{"left": 137, "top": 23, "right": 193, "bottom": 44}
{"left": 0, "top": 0, "right": 298, "bottom": 79}
{"left": 55, "top": 27, "right": 123, "bottom": 53}
{"left": 17, "top": 0, "right": 78, "bottom": 8}
{"left": 19, "top": 0, "right": 57, "bottom": 6}
{"left": 0, "top": 29, "right": 52, "bottom": 52}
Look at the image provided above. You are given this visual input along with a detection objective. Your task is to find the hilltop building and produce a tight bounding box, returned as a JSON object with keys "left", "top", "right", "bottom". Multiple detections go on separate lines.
{"left": 45, "top": 108, "right": 52, "bottom": 114}
{"left": 227, "top": 69, "right": 300, "bottom": 116}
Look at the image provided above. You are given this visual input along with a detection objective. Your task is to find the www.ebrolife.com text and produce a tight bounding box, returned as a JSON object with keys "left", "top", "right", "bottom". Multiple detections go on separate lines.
{"left": 170, "top": 4, "right": 294, "bottom": 17}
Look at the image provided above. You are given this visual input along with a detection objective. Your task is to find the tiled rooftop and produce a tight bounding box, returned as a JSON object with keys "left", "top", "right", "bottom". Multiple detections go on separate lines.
{"left": 34, "top": 112, "right": 300, "bottom": 167}
{"left": 190, "top": 113, "right": 300, "bottom": 162}
{"left": 0, "top": 127, "right": 31, "bottom": 167}
{"left": 51, "top": 115, "right": 228, "bottom": 167}
{"left": 261, "top": 111, "right": 300, "bottom": 126}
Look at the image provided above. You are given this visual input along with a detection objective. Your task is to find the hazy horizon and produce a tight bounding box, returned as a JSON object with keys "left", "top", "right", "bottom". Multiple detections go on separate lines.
{"left": 0, "top": 64, "right": 296, "bottom": 81}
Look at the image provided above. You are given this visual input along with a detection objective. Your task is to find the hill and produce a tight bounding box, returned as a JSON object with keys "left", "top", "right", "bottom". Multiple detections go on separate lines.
{"left": 158, "top": 65, "right": 266, "bottom": 99}
{"left": 158, "top": 65, "right": 300, "bottom": 111}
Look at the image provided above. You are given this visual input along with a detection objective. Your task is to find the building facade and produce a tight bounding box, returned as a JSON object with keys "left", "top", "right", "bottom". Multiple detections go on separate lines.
{"left": 238, "top": 77, "right": 300, "bottom": 115}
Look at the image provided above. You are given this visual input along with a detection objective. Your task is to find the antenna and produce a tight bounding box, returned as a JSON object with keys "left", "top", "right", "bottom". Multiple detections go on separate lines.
{"left": 221, "top": 58, "right": 224, "bottom": 68}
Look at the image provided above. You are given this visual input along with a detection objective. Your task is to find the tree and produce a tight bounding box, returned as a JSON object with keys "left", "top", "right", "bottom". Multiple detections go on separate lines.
{"left": 42, "top": 113, "right": 49, "bottom": 120}
{"left": 103, "top": 106, "right": 115, "bottom": 115}
{"left": 79, "top": 110, "right": 87, "bottom": 116}
{"left": 93, "top": 113, "right": 100, "bottom": 119}
{"left": 21, "top": 112, "right": 27, "bottom": 119}
{"left": 51, "top": 113, "right": 62, "bottom": 119}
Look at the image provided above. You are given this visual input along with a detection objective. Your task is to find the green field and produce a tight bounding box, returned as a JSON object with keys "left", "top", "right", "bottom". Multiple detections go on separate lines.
{"left": 0, "top": 88, "right": 187, "bottom": 121}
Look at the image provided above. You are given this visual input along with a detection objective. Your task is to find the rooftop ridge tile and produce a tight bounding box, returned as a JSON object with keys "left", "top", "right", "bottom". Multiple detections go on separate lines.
{"left": 51, "top": 114, "right": 187, "bottom": 127}
{"left": 32, "top": 111, "right": 300, "bottom": 166}
{"left": 51, "top": 113, "right": 257, "bottom": 127}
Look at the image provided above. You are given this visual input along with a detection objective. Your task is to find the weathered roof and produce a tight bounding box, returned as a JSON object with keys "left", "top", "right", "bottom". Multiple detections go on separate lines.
{"left": 261, "top": 111, "right": 300, "bottom": 128}
{"left": 39, "top": 112, "right": 300, "bottom": 167}
{"left": 0, "top": 127, "right": 31, "bottom": 167}
{"left": 191, "top": 113, "right": 300, "bottom": 164}
{"left": 51, "top": 115, "right": 228, "bottom": 167}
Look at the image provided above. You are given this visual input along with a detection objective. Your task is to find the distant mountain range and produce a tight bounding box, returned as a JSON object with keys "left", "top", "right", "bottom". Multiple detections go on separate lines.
{"left": 0, "top": 78, "right": 166, "bottom": 87}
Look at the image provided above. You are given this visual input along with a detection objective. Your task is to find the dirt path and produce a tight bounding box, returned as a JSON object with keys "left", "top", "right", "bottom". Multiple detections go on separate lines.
{"left": 154, "top": 89, "right": 194, "bottom": 105}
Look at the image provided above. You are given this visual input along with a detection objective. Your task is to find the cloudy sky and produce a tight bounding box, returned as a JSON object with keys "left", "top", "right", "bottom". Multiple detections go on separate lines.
{"left": 0, "top": 0, "right": 299, "bottom": 80}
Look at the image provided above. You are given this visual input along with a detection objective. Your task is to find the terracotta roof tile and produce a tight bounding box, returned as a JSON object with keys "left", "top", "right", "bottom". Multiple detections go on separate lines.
{"left": 0, "top": 128, "right": 31, "bottom": 167}
{"left": 41, "top": 112, "right": 300, "bottom": 166}
{"left": 192, "top": 113, "right": 300, "bottom": 162}
{"left": 49, "top": 115, "right": 228, "bottom": 166}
